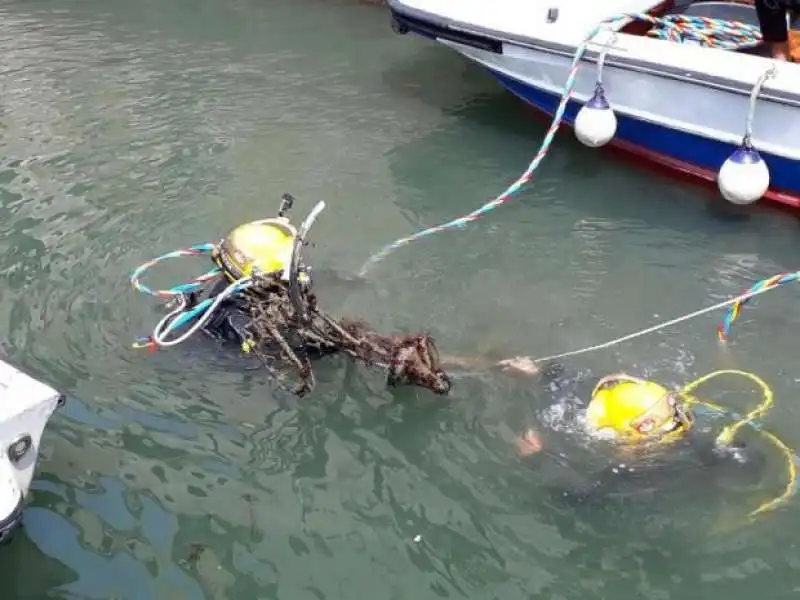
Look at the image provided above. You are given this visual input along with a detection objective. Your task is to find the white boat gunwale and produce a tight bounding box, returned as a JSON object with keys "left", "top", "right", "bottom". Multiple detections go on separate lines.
{"left": 388, "top": 0, "right": 800, "bottom": 108}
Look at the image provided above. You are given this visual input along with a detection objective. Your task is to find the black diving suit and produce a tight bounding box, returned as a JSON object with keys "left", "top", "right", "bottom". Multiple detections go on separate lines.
{"left": 186, "top": 270, "right": 363, "bottom": 353}
{"left": 189, "top": 278, "right": 254, "bottom": 347}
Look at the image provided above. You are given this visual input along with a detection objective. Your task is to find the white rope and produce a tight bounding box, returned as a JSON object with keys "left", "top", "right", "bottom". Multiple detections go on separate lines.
{"left": 530, "top": 281, "right": 785, "bottom": 363}
{"left": 744, "top": 64, "right": 777, "bottom": 142}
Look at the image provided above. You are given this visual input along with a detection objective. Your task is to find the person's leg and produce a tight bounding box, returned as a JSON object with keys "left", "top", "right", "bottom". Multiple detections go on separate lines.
{"left": 791, "top": 6, "right": 800, "bottom": 61}
{"left": 755, "top": 0, "right": 791, "bottom": 60}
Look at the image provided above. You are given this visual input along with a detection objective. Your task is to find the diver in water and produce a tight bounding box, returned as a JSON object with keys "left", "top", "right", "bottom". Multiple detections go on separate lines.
{"left": 189, "top": 217, "right": 296, "bottom": 348}
{"left": 143, "top": 196, "right": 452, "bottom": 395}
{"left": 441, "top": 354, "right": 769, "bottom": 507}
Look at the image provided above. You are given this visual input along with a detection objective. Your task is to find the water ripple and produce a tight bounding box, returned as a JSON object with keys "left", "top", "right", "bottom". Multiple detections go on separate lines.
{"left": 0, "top": 0, "right": 799, "bottom": 598}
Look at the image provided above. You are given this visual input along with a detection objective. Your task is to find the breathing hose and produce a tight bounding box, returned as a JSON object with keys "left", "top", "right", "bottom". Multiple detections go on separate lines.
{"left": 680, "top": 369, "right": 797, "bottom": 519}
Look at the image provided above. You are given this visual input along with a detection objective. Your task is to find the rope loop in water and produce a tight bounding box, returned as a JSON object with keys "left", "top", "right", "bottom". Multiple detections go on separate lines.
{"left": 130, "top": 243, "right": 221, "bottom": 298}
{"left": 129, "top": 242, "right": 237, "bottom": 351}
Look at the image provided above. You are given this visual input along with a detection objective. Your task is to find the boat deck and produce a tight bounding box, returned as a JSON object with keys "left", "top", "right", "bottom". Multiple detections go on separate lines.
{"left": 658, "top": 2, "right": 800, "bottom": 58}
{"left": 390, "top": 0, "right": 665, "bottom": 46}
{"left": 389, "top": 0, "right": 800, "bottom": 99}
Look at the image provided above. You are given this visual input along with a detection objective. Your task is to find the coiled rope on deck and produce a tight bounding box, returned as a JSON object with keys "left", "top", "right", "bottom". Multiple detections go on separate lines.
{"left": 645, "top": 14, "right": 762, "bottom": 49}
{"left": 358, "top": 13, "right": 763, "bottom": 276}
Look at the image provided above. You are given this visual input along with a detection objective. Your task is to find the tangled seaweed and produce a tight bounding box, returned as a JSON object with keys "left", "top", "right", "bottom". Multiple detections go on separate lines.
{"left": 238, "top": 228, "right": 452, "bottom": 397}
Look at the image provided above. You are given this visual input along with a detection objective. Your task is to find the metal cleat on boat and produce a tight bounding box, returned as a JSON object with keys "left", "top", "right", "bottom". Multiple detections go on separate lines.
{"left": 0, "top": 360, "right": 64, "bottom": 545}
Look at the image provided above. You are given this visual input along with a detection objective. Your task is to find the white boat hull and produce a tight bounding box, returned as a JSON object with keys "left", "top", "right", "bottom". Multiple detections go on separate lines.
{"left": 388, "top": 0, "right": 800, "bottom": 209}
{"left": 0, "top": 360, "right": 63, "bottom": 544}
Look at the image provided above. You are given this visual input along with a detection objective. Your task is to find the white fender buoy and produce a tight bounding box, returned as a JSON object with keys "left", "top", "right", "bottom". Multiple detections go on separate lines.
{"left": 574, "top": 85, "right": 617, "bottom": 148}
{"left": 717, "top": 142, "right": 770, "bottom": 205}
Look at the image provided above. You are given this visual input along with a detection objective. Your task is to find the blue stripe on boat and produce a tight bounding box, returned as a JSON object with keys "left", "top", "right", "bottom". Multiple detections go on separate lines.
{"left": 487, "top": 68, "right": 800, "bottom": 195}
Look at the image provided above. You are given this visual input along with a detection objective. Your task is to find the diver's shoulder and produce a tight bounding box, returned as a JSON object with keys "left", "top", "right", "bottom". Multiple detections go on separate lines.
{"left": 688, "top": 432, "right": 765, "bottom": 467}
{"left": 711, "top": 441, "right": 763, "bottom": 464}
{"left": 205, "top": 277, "right": 231, "bottom": 298}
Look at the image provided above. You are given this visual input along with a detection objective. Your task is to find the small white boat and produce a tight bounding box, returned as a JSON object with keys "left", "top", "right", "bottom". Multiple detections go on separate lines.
{"left": 387, "top": 0, "right": 800, "bottom": 211}
{"left": 0, "top": 360, "right": 63, "bottom": 544}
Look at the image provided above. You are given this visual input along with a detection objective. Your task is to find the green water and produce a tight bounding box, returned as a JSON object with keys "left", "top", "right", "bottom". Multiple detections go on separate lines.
{"left": 1, "top": 0, "right": 800, "bottom": 598}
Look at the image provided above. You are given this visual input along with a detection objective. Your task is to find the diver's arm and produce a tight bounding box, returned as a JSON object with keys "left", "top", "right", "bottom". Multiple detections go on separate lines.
{"left": 438, "top": 355, "right": 544, "bottom": 377}
{"left": 438, "top": 355, "right": 498, "bottom": 370}
{"left": 516, "top": 429, "right": 544, "bottom": 456}
{"left": 439, "top": 354, "right": 569, "bottom": 380}
{"left": 199, "top": 299, "right": 252, "bottom": 345}
{"left": 497, "top": 358, "right": 571, "bottom": 385}
{"left": 439, "top": 355, "right": 569, "bottom": 456}
{"left": 203, "top": 277, "right": 231, "bottom": 300}
{"left": 496, "top": 356, "right": 541, "bottom": 376}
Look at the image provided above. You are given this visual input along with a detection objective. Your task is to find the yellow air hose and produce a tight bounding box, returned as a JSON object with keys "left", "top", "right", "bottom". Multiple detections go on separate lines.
{"left": 679, "top": 370, "right": 797, "bottom": 519}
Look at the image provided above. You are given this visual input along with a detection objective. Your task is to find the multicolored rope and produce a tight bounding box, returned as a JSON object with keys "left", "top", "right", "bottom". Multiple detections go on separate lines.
{"left": 358, "top": 13, "right": 764, "bottom": 276}
{"left": 356, "top": 28, "right": 591, "bottom": 276}
{"left": 131, "top": 295, "right": 212, "bottom": 351}
{"left": 718, "top": 271, "right": 800, "bottom": 341}
{"left": 646, "top": 14, "right": 761, "bottom": 49}
{"left": 130, "top": 243, "right": 221, "bottom": 298}
{"left": 130, "top": 242, "right": 225, "bottom": 351}
{"left": 130, "top": 202, "right": 326, "bottom": 353}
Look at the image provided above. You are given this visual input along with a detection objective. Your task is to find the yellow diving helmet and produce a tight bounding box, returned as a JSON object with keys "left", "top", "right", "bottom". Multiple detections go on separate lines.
{"left": 586, "top": 374, "right": 683, "bottom": 439}
{"left": 212, "top": 217, "right": 297, "bottom": 281}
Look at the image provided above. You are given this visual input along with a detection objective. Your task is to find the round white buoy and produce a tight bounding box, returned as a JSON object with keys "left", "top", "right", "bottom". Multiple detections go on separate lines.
{"left": 717, "top": 144, "right": 770, "bottom": 205}
{"left": 574, "top": 85, "right": 617, "bottom": 148}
